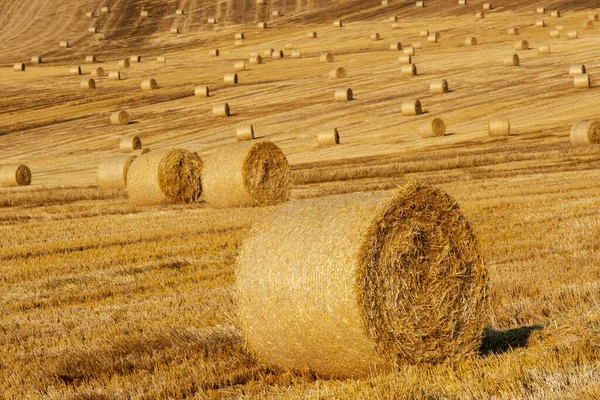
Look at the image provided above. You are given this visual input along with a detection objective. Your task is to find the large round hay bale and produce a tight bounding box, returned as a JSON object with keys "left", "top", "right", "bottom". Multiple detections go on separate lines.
{"left": 430, "top": 79, "right": 448, "bottom": 94}
{"left": 59, "top": 41, "right": 69, "bottom": 48}
{"left": 335, "top": 88, "right": 353, "bottom": 102}
{"left": 176, "top": 9, "right": 185, "bottom": 15}
{"left": 291, "top": 50, "right": 301, "bottom": 59}
{"left": 264, "top": 48, "right": 274, "bottom": 57}
{"left": 476, "top": 11, "right": 485, "bottom": 18}
{"left": 420, "top": 118, "right": 446, "bottom": 138}
{"left": 108, "top": 70, "right": 121, "bottom": 80}
{"left": 88, "top": 26, "right": 97, "bottom": 33}
{"left": 398, "top": 54, "right": 412, "bottom": 64}
{"left": 0, "top": 164, "right": 32, "bottom": 187}
{"left": 401, "top": 99, "right": 422, "bottom": 116}
{"left": 110, "top": 111, "right": 130, "bottom": 125}
{"left": 573, "top": 74, "right": 590, "bottom": 89}
{"left": 416, "top": 1, "right": 425, "bottom": 7}
{"left": 583, "top": 21, "right": 594, "bottom": 30}
{"left": 464, "top": 36, "right": 477, "bottom": 45}
{"left": 202, "top": 141, "right": 290, "bottom": 208}
{"left": 483, "top": 2, "right": 492, "bottom": 10}
{"left": 86, "top": 11, "right": 95, "bottom": 18}
{"left": 95, "top": 33, "right": 106, "bottom": 41}
{"left": 514, "top": 40, "right": 529, "bottom": 50}
{"left": 235, "top": 40, "right": 244, "bottom": 46}
{"left": 86, "top": 55, "right": 96, "bottom": 63}
{"left": 284, "top": 43, "right": 294, "bottom": 50}
{"left": 236, "top": 183, "right": 488, "bottom": 378}
{"left": 567, "top": 30, "right": 578, "bottom": 39}
{"left": 170, "top": 27, "right": 179, "bottom": 34}
{"left": 195, "top": 85, "right": 210, "bottom": 97}
{"left": 272, "top": 10, "right": 281, "bottom": 16}
{"left": 488, "top": 117, "right": 510, "bottom": 136}
{"left": 370, "top": 33, "right": 381, "bottom": 41}
{"left": 235, "top": 32, "right": 245, "bottom": 40}
{"left": 91, "top": 67, "right": 104, "bottom": 77}
{"left": 551, "top": 10, "right": 560, "bottom": 18}
{"left": 141, "top": 79, "right": 157, "bottom": 90}
{"left": 390, "top": 42, "right": 401, "bottom": 51}
{"left": 308, "top": 31, "right": 317, "bottom": 38}
{"left": 317, "top": 129, "right": 339, "bottom": 146}
{"left": 96, "top": 155, "right": 137, "bottom": 190}
{"left": 412, "top": 41, "right": 422, "bottom": 49}
{"left": 120, "top": 135, "right": 142, "bottom": 152}
{"left": 31, "top": 56, "right": 42, "bottom": 64}
{"left": 100, "top": 6, "right": 109, "bottom": 13}
{"left": 569, "top": 65, "right": 586, "bottom": 76}
{"left": 459, "top": 0, "right": 467, "bottom": 5}
{"left": 224, "top": 73, "right": 238, "bottom": 84}
{"left": 550, "top": 29, "right": 560, "bottom": 38}
{"left": 503, "top": 54, "right": 519, "bottom": 66}
{"left": 401, "top": 64, "right": 417, "bottom": 76}
{"left": 420, "top": 30, "right": 429, "bottom": 37}
{"left": 427, "top": 33, "right": 438, "bottom": 43}
{"left": 157, "top": 56, "right": 167, "bottom": 63}
{"left": 70, "top": 66, "right": 82, "bottom": 75}
{"left": 258, "top": 22, "right": 267, "bottom": 29}
{"left": 250, "top": 55, "right": 263, "bottom": 64}
{"left": 234, "top": 61, "right": 246, "bottom": 71}
{"left": 209, "top": 49, "right": 220, "bottom": 57}
{"left": 213, "top": 103, "right": 231, "bottom": 117}
{"left": 81, "top": 78, "right": 95, "bottom": 89}
{"left": 208, "top": 17, "right": 217, "bottom": 24}
{"left": 391, "top": 22, "right": 400, "bottom": 29}
{"left": 508, "top": 27, "right": 519, "bottom": 35}
{"left": 272, "top": 50, "right": 284, "bottom": 59}
{"left": 537, "top": 7, "right": 545, "bottom": 14}
{"left": 538, "top": 44, "right": 551, "bottom": 54}
{"left": 329, "top": 67, "right": 347, "bottom": 79}
{"left": 131, "top": 55, "right": 141, "bottom": 63}
{"left": 570, "top": 121, "right": 600, "bottom": 144}
{"left": 14, "top": 63, "right": 25, "bottom": 72}
{"left": 536, "top": 20, "right": 546, "bottom": 27}
{"left": 333, "top": 19, "right": 343, "bottom": 27}
{"left": 403, "top": 46, "right": 415, "bottom": 55}
{"left": 141, "top": 10, "right": 149, "bottom": 17}
{"left": 589, "top": 14, "right": 599, "bottom": 21}
{"left": 127, "top": 149, "right": 203, "bottom": 206}
{"left": 320, "top": 53, "right": 334, "bottom": 62}
{"left": 236, "top": 125, "right": 255, "bottom": 141}
{"left": 118, "top": 59, "right": 130, "bottom": 68}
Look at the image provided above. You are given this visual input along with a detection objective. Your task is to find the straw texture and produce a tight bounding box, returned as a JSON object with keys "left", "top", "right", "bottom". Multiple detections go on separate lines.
{"left": 420, "top": 118, "right": 446, "bottom": 138}
{"left": 96, "top": 155, "right": 136, "bottom": 190}
{"left": 202, "top": 141, "right": 290, "bottom": 208}
{"left": 488, "top": 118, "right": 510, "bottom": 136}
{"left": 570, "top": 121, "right": 600, "bottom": 145}
{"left": 110, "top": 111, "right": 130, "bottom": 125}
{"left": 236, "top": 182, "right": 488, "bottom": 378}
{"left": 0, "top": 164, "right": 31, "bottom": 187}
{"left": 120, "top": 135, "right": 142, "bottom": 152}
{"left": 318, "top": 129, "right": 340, "bottom": 146}
{"left": 131, "top": 149, "right": 150, "bottom": 156}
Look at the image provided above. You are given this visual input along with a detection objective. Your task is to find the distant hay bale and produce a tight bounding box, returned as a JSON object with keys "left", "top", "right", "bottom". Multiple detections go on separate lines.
{"left": 483, "top": 3, "right": 492, "bottom": 10}
{"left": 235, "top": 33, "right": 245, "bottom": 40}
{"left": 69, "top": 66, "right": 82, "bottom": 75}
{"left": 224, "top": 73, "right": 238, "bottom": 84}
{"left": 234, "top": 61, "right": 246, "bottom": 71}
{"left": 264, "top": 48, "right": 274, "bottom": 57}
{"left": 213, "top": 103, "right": 231, "bottom": 117}
{"left": 285, "top": 43, "right": 294, "bottom": 50}
{"left": 110, "top": 111, "right": 130, "bottom": 125}
{"left": 333, "top": 19, "right": 343, "bottom": 27}
{"left": 573, "top": 73, "right": 590, "bottom": 89}
{"left": 127, "top": 149, "right": 203, "bottom": 206}
{"left": 141, "top": 10, "right": 149, "bottom": 17}
{"left": 141, "top": 79, "right": 157, "bottom": 90}
{"left": 157, "top": 56, "right": 167, "bottom": 63}
{"left": 236, "top": 182, "right": 488, "bottom": 378}
{"left": 317, "top": 129, "right": 340, "bottom": 146}
{"left": 570, "top": 120, "right": 600, "bottom": 144}
{"left": 131, "top": 55, "right": 141, "bottom": 63}
{"left": 391, "top": 22, "right": 400, "bottom": 29}
{"left": 235, "top": 40, "right": 244, "bottom": 46}
{"left": 120, "top": 135, "right": 142, "bottom": 152}
{"left": 550, "top": 10, "right": 560, "bottom": 18}
{"left": 370, "top": 33, "right": 381, "bottom": 40}
{"left": 398, "top": 54, "right": 412, "bottom": 64}
{"left": 330, "top": 67, "right": 347, "bottom": 79}
{"left": 390, "top": 42, "right": 401, "bottom": 51}
{"left": 59, "top": 41, "right": 70, "bottom": 48}
{"left": 416, "top": 1, "right": 425, "bottom": 7}
{"left": 272, "top": 50, "right": 284, "bottom": 59}
{"left": 131, "top": 148, "right": 150, "bottom": 156}
{"left": 89, "top": 27, "right": 97, "bottom": 33}
{"left": 430, "top": 79, "right": 448, "bottom": 94}
{"left": 459, "top": 0, "right": 467, "bottom": 5}
{"left": 108, "top": 70, "right": 121, "bottom": 80}
{"left": 308, "top": 31, "right": 317, "bottom": 38}
{"left": 401, "top": 64, "right": 417, "bottom": 76}
{"left": 556, "top": 24, "right": 564, "bottom": 30}
{"left": 95, "top": 33, "right": 106, "bottom": 41}
{"left": 291, "top": 50, "right": 301, "bottom": 59}
{"left": 195, "top": 85, "right": 210, "bottom": 97}
{"left": 382, "top": 0, "right": 389, "bottom": 5}
{"left": 97, "top": 155, "right": 137, "bottom": 190}
{"left": 81, "top": 78, "right": 95, "bottom": 89}
{"left": 201, "top": 141, "right": 290, "bottom": 208}
{"left": 236, "top": 125, "right": 255, "bottom": 141}
{"left": 538, "top": 44, "right": 551, "bottom": 54}
{"left": 536, "top": 20, "right": 546, "bottom": 27}
{"left": 250, "top": 55, "right": 263, "bottom": 64}
{"left": 100, "top": 6, "right": 109, "bottom": 14}
{"left": 335, "top": 88, "right": 353, "bottom": 102}
{"left": 401, "top": 99, "right": 422, "bottom": 116}
{"left": 256, "top": 0, "right": 266, "bottom": 5}
{"left": 14, "top": 63, "right": 25, "bottom": 72}
{"left": 508, "top": 27, "right": 519, "bottom": 35}
{"left": 86, "top": 55, "right": 96, "bottom": 63}
{"left": 118, "top": 59, "right": 130, "bottom": 68}
{"left": 91, "top": 67, "right": 105, "bottom": 77}
{"left": 176, "top": 9, "right": 184, "bottom": 15}
{"left": 583, "top": 21, "right": 593, "bottom": 30}
{"left": 488, "top": 117, "right": 510, "bottom": 136}
{"left": 208, "top": 17, "right": 217, "bottom": 24}
{"left": 420, "top": 118, "right": 446, "bottom": 138}
{"left": 389, "top": 16, "right": 398, "bottom": 22}
{"left": 412, "top": 41, "right": 422, "bottom": 49}
{"left": 403, "top": 46, "right": 415, "bottom": 55}
{"left": 170, "top": 27, "right": 179, "bottom": 34}
{"left": 503, "top": 54, "right": 519, "bottom": 66}
{"left": 258, "top": 22, "right": 267, "bottom": 29}
{"left": 567, "top": 30, "right": 578, "bottom": 39}
{"left": 272, "top": 10, "right": 281, "bottom": 17}
{"left": 420, "top": 30, "right": 429, "bottom": 37}
{"left": 86, "top": 11, "right": 95, "bottom": 18}
{"left": 569, "top": 65, "right": 586, "bottom": 76}
{"left": 550, "top": 30, "right": 560, "bottom": 38}
{"left": 589, "top": 14, "right": 599, "bottom": 21}
{"left": 464, "top": 36, "right": 477, "bottom": 45}
{"left": 476, "top": 11, "right": 485, "bottom": 18}
{"left": 209, "top": 49, "right": 220, "bottom": 56}
{"left": 320, "top": 53, "right": 334, "bottom": 62}
{"left": 537, "top": 7, "right": 545, "bottom": 14}
{"left": 0, "top": 164, "right": 32, "bottom": 187}
{"left": 514, "top": 40, "right": 529, "bottom": 50}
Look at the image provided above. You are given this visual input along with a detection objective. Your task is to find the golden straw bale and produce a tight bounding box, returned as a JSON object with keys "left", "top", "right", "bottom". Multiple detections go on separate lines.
{"left": 317, "top": 129, "right": 340, "bottom": 146}
{"left": 120, "top": 135, "right": 141, "bottom": 152}
{"left": 537, "top": 7, "right": 545, "bottom": 14}
{"left": 538, "top": 44, "right": 551, "bottom": 54}
{"left": 208, "top": 17, "right": 217, "bottom": 24}
{"left": 131, "top": 55, "right": 141, "bottom": 63}
{"left": 370, "top": 33, "right": 381, "bottom": 40}
{"left": 589, "top": 14, "right": 599, "bottom": 21}
{"left": 291, "top": 50, "right": 301, "bottom": 59}
{"left": 330, "top": 67, "right": 347, "bottom": 78}
{"left": 96, "top": 155, "right": 137, "bottom": 190}
{"left": 403, "top": 46, "right": 415, "bottom": 55}
{"left": 272, "top": 10, "right": 281, "bottom": 16}
{"left": 503, "top": 54, "right": 519, "bottom": 66}
{"left": 550, "top": 10, "right": 560, "bottom": 18}
{"left": 141, "top": 10, "right": 149, "bottom": 17}
{"left": 236, "top": 182, "right": 488, "bottom": 378}
{"left": 320, "top": 53, "right": 334, "bottom": 62}
{"left": 390, "top": 43, "right": 401, "bottom": 51}
{"left": 85, "top": 55, "right": 96, "bottom": 63}
{"left": 567, "top": 30, "right": 578, "bottom": 39}
{"left": 95, "top": 33, "right": 106, "bottom": 41}
{"left": 108, "top": 70, "right": 121, "bottom": 80}
{"left": 570, "top": 120, "right": 600, "bottom": 144}
{"left": 213, "top": 103, "right": 231, "bottom": 117}
{"left": 420, "top": 118, "right": 446, "bottom": 138}
{"left": 464, "top": 36, "right": 477, "bottom": 45}
{"left": 141, "top": 79, "right": 157, "bottom": 90}
{"left": 157, "top": 56, "right": 166, "bottom": 63}
{"left": 308, "top": 31, "right": 317, "bottom": 38}
{"left": 420, "top": 30, "right": 429, "bottom": 37}
{"left": 110, "top": 111, "right": 130, "bottom": 126}
{"left": 508, "top": 27, "right": 519, "bottom": 35}
{"left": 69, "top": 66, "right": 82, "bottom": 75}
{"left": 285, "top": 43, "right": 294, "bottom": 50}
{"left": 195, "top": 85, "right": 210, "bottom": 97}
{"left": 416, "top": 1, "right": 425, "bottom": 7}
{"left": 170, "top": 27, "right": 179, "bottom": 34}
{"left": 13, "top": 63, "right": 25, "bottom": 72}
{"left": 236, "top": 125, "right": 255, "bottom": 141}
{"left": 412, "top": 41, "right": 422, "bottom": 49}
{"left": 81, "top": 78, "right": 95, "bottom": 89}
{"left": 176, "top": 9, "right": 184, "bottom": 15}
{"left": 201, "top": 141, "right": 290, "bottom": 208}
{"left": 557, "top": 24, "right": 565, "bottom": 30}
{"left": 89, "top": 27, "right": 97, "bottom": 33}
{"left": 0, "top": 165, "right": 31, "bottom": 187}
{"left": 209, "top": 49, "right": 219, "bottom": 56}
{"left": 60, "top": 41, "right": 70, "bottom": 48}
{"left": 569, "top": 65, "right": 586, "bottom": 76}
{"left": 514, "top": 40, "right": 529, "bottom": 50}
{"left": 488, "top": 117, "right": 510, "bottom": 136}
{"left": 483, "top": 3, "right": 492, "bottom": 10}
{"left": 264, "top": 48, "right": 274, "bottom": 57}
{"left": 573, "top": 74, "right": 590, "bottom": 89}
{"left": 398, "top": 54, "right": 412, "bottom": 64}
{"left": 583, "top": 21, "right": 594, "bottom": 30}
{"left": 536, "top": 20, "right": 546, "bottom": 27}
{"left": 476, "top": 11, "right": 485, "bottom": 18}
{"left": 100, "top": 6, "right": 109, "bottom": 13}
{"left": 235, "top": 40, "right": 244, "bottom": 46}
{"left": 258, "top": 22, "right": 267, "bottom": 29}
{"left": 335, "top": 88, "right": 353, "bottom": 102}
{"left": 401, "top": 64, "right": 417, "bottom": 76}
{"left": 550, "top": 30, "right": 560, "bottom": 38}
{"left": 459, "top": 0, "right": 467, "bottom": 5}
{"left": 127, "top": 149, "right": 203, "bottom": 206}
{"left": 382, "top": 0, "right": 389, "bottom": 5}
{"left": 391, "top": 22, "right": 400, "bottom": 29}
{"left": 272, "top": 50, "right": 284, "bottom": 58}
{"left": 234, "top": 61, "right": 246, "bottom": 71}
{"left": 86, "top": 11, "right": 95, "bottom": 18}
{"left": 118, "top": 59, "right": 130, "bottom": 68}
{"left": 333, "top": 19, "right": 343, "bottom": 27}
{"left": 389, "top": 16, "right": 397, "bottom": 22}
{"left": 235, "top": 33, "right": 245, "bottom": 40}
{"left": 401, "top": 99, "right": 422, "bottom": 116}
{"left": 31, "top": 56, "right": 41, "bottom": 63}
{"left": 250, "top": 55, "right": 263, "bottom": 64}
{"left": 430, "top": 79, "right": 448, "bottom": 94}
{"left": 91, "top": 67, "right": 104, "bottom": 77}
{"left": 131, "top": 148, "right": 150, "bottom": 156}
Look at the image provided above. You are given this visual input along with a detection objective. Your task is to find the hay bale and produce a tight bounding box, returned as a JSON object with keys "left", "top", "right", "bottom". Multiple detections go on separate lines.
{"left": 570, "top": 120, "right": 600, "bottom": 144}
{"left": 573, "top": 74, "right": 590, "bottom": 89}
{"left": 264, "top": 48, "right": 274, "bottom": 57}
{"left": 476, "top": 11, "right": 485, "bottom": 18}
{"left": 69, "top": 66, "right": 82, "bottom": 75}
{"left": 91, "top": 67, "right": 105, "bottom": 77}
{"left": 13, "top": 63, "right": 25, "bottom": 72}
{"left": 403, "top": 46, "right": 415, "bottom": 55}
{"left": 382, "top": 0, "right": 389, "bottom": 5}
{"left": 308, "top": 31, "right": 317, "bottom": 38}
{"left": 556, "top": 24, "right": 564, "bottom": 30}
{"left": 430, "top": 79, "right": 448, "bottom": 94}
{"left": 320, "top": 53, "right": 334, "bottom": 62}
{"left": 236, "top": 125, "right": 255, "bottom": 141}
{"left": 108, "top": 70, "right": 121, "bottom": 80}
{"left": 291, "top": 50, "right": 301, "bottom": 59}
{"left": 118, "top": 59, "right": 130, "bottom": 68}
{"left": 131, "top": 55, "right": 141, "bottom": 63}
{"left": 236, "top": 182, "right": 488, "bottom": 378}
{"left": 583, "top": 21, "right": 594, "bottom": 30}
{"left": 170, "top": 27, "right": 179, "bottom": 34}
{"left": 86, "top": 55, "right": 96, "bottom": 63}
{"left": 213, "top": 103, "right": 231, "bottom": 117}
{"left": 412, "top": 41, "right": 422, "bottom": 49}
{"left": 333, "top": 19, "right": 343, "bottom": 27}
{"left": 464, "top": 36, "right": 477, "bottom": 45}
{"left": 110, "top": 111, "right": 130, "bottom": 125}
{"left": 131, "top": 149, "right": 150, "bottom": 156}
{"left": 483, "top": 3, "right": 492, "bottom": 10}
{"left": 391, "top": 22, "right": 400, "bottom": 29}
{"left": 503, "top": 54, "right": 519, "bottom": 66}
{"left": 330, "top": 67, "right": 347, "bottom": 79}
{"left": 86, "top": 11, "right": 95, "bottom": 18}
{"left": 334, "top": 88, "right": 353, "bottom": 102}
{"left": 258, "top": 22, "right": 267, "bottom": 29}
{"left": 401, "top": 64, "right": 417, "bottom": 76}
{"left": 370, "top": 33, "right": 381, "bottom": 41}
{"left": 250, "top": 55, "right": 263, "bottom": 64}
{"left": 389, "top": 16, "right": 398, "bottom": 22}
{"left": 120, "top": 135, "right": 142, "bottom": 152}
{"left": 100, "top": 6, "right": 109, "bottom": 13}
{"left": 141, "top": 79, "right": 157, "bottom": 90}
{"left": 589, "top": 14, "right": 599, "bottom": 21}
{"left": 508, "top": 27, "right": 519, "bottom": 35}
{"left": 59, "top": 41, "right": 70, "bottom": 48}
{"left": 208, "top": 17, "right": 217, "bottom": 24}
{"left": 176, "top": 9, "right": 184, "bottom": 15}
{"left": 234, "top": 61, "right": 246, "bottom": 71}
{"left": 0, "top": 164, "right": 32, "bottom": 187}
{"left": 401, "top": 99, "right": 422, "bottom": 116}
{"left": 127, "top": 149, "right": 203, "bottom": 206}
{"left": 567, "top": 30, "right": 578, "bottom": 39}
{"left": 157, "top": 56, "right": 167, "bottom": 63}
{"left": 31, "top": 56, "right": 42, "bottom": 64}
{"left": 514, "top": 40, "right": 529, "bottom": 50}
{"left": 550, "top": 30, "right": 560, "bottom": 38}
{"left": 285, "top": 43, "right": 294, "bottom": 50}
{"left": 537, "top": 7, "right": 545, "bottom": 14}
{"left": 551, "top": 10, "right": 560, "bottom": 18}
{"left": 96, "top": 155, "right": 136, "bottom": 190}
{"left": 272, "top": 10, "right": 281, "bottom": 17}
{"left": 569, "top": 65, "right": 586, "bottom": 76}
{"left": 416, "top": 1, "right": 425, "bottom": 7}
{"left": 536, "top": 20, "right": 546, "bottom": 27}
{"left": 95, "top": 33, "right": 106, "bottom": 41}
{"left": 488, "top": 117, "right": 510, "bottom": 136}
{"left": 538, "top": 44, "right": 551, "bottom": 54}
{"left": 272, "top": 50, "right": 284, "bottom": 59}
{"left": 235, "top": 33, "right": 245, "bottom": 40}
{"left": 81, "top": 78, "right": 95, "bottom": 89}
{"left": 459, "top": 0, "right": 467, "bottom": 5}
{"left": 235, "top": 40, "right": 244, "bottom": 46}
{"left": 317, "top": 129, "right": 340, "bottom": 146}
{"left": 201, "top": 141, "right": 290, "bottom": 208}
{"left": 390, "top": 42, "right": 401, "bottom": 51}
{"left": 195, "top": 85, "right": 210, "bottom": 97}
{"left": 420, "top": 118, "right": 446, "bottom": 138}
{"left": 209, "top": 49, "right": 220, "bottom": 56}
{"left": 398, "top": 54, "right": 412, "bottom": 64}
{"left": 89, "top": 26, "right": 97, "bottom": 33}
{"left": 420, "top": 30, "right": 429, "bottom": 37}
{"left": 141, "top": 10, "right": 149, "bottom": 17}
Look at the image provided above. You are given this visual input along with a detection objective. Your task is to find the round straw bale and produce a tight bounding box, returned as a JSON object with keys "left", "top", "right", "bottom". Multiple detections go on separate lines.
{"left": 118, "top": 59, "right": 130, "bottom": 68}
{"left": 81, "top": 78, "right": 95, "bottom": 89}
{"left": 110, "top": 111, "right": 130, "bottom": 126}
{"left": 335, "top": 88, "right": 353, "bottom": 102}
{"left": 420, "top": 118, "right": 446, "bottom": 138}
{"left": 569, "top": 65, "right": 586, "bottom": 76}
{"left": 250, "top": 55, "right": 263, "bottom": 64}
{"left": 235, "top": 40, "right": 244, "bottom": 46}
{"left": 70, "top": 66, "right": 82, "bottom": 75}
{"left": 416, "top": 1, "right": 425, "bottom": 7}
{"left": 85, "top": 55, "right": 96, "bottom": 63}
{"left": 91, "top": 67, "right": 105, "bottom": 77}
{"left": 382, "top": 0, "right": 389, "bottom": 5}
{"left": 503, "top": 54, "right": 519, "bottom": 66}
{"left": 573, "top": 74, "right": 590, "bottom": 89}
{"left": 291, "top": 50, "right": 301, "bottom": 59}
{"left": 272, "top": 10, "right": 281, "bottom": 16}
{"left": 213, "top": 103, "right": 231, "bottom": 117}
{"left": 567, "top": 30, "right": 578, "bottom": 39}
{"left": 157, "top": 56, "right": 167, "bottom": 63}
{"left": 170, "top": 27, "right": 179, "bottom": 34}
{"left": 272, "top": 50, "right": 284, "bottom": 59}
{"left": 459, "top": 0, "right": 467, "bottom": 5}
{"left": 430, "top": 79, "right": 448, "bottom": 94}
{"left": 570, "top": 120, "right": 600, "bottom": 144}
{"left": 403, "top": 46, "right": 415, "bottom": 55}
{"left": 100, "top": 6, "right": 109, "bottom": 13}
{"left": 320, "top": 53, "right": 334, "bottom": 62}
{"left": 131, "top": 148, "right": 150, "bottom": 156}
{"left": 536, "top": 20, "right": 546, "bottom": 27}
{"left": 59, "top": 41, "right": 69, "bottom": 48}
{"left": 589, "top": 14, "right": 599, "bottom": 21}
{"left": 202, "top": 141, "right": 290, "bottom": 208}
{"left": 234, "top": 61, "right": 246, "bottom": 71}
{"left": 176, "top": 9, "right": 184, "bottom": 15}
{"left": 464, "top": 36, "right": 477, "bottom": 45}
{"left": 209, "top": 49, "right": 220, "bottom": 56}
{"left": 476, "top": 11, "right": 485, "bottom": 18}
{"left": 333, "top": 19, "right": 343, "bottom": 27}
{"left": 14, "top": 63, "right": 25, "bottom": 72}
{"left": 264, "top": 48, "right": 274, "bottom": 57}
{"left": 401, "top": 99, "right": 422, "bottom": 116}
{"left": 86, "top": 11, "right": 95, "bottom": 18}
{"left": 131, "top": 55, "right": 141, "bottom": 63}
{"left": 127, "top": 149, "right": 203, "bottom": 206}
{"left": 556, "top": 24, "right": 564, "bottom": 30}
{"left": 141, "top": 10, "right": 149, "bottom": 17}
{"left": 537, "top": 7, "right": 545, "bottom": 14}
{"left": 412, "top": 41, "right": 422, "bottom": 49}
{"left": 391, "top": 22, "right": 400, "bottom": 29}
{"left": 317, "top": 129, "right": 340, "bottom": 146}
{"left": 141, "top": 79, "right": 157, "bottom": 90}
{"left": 284, "top": 43, "right": 294, "bottom": 50}
{"left": 483, "top": 3, "right": 492, "bottom": 10}
{"left": 538, "top": 44, "right": 551, "bottom": 54}
{"left": 583, "top": 21, "right": 594, "bottom": 30}
{"left": 401, "top": 64, "right": 417, "bottom": 76}
{"left": 514, "top": 40, "right": 529, "bottom": 50}
{"left": 195, "top": 85, "right": 210, "bottom": 97}
{"left": 31, "top": 56, "right": 42, "bottom": 63}
{"left": 95, "top": 33, "right": 106, "bottom": 41}
{"left": 258, "top": 22, "right": 267, "bottom": 29}
{"left": 96, "top": 155, "right": 136, "bottom": 190}
{"left": 235, "top": 33, "right": 245, "bottom": 40}
{"left": 89, "top": 26, "right": 97, "bottom": 33}
{"left": 551, "top": 10, "right": 560, "bottom": 18}
{"left": 390, "top": 42, "right": 401, "bottom": 51}
{"left": 488, "top": 117, "right": 510, "bottom": 136}
{"left": 398, "top": 54, "right": 412, "bottom": 64}
{"left": 420, "top": 30, "right": 429, "bottom": 37}
{"left": 550, "top": 29, "right": 560, "bottom": 37}
{"left": 308, "top": 31, "right": 317, "bottom": 38}
{"left": 236, "top": 125, "right": 255, "bottom": 141}
{"left": 120, "top": 135, "right": 142, "bottom": 152}
{"left": 330, "top": 67, "right": 347, "bottom": 78}
{"left": 208, "top": 17, "right": 217, "bottom": 24}
{"left": 256, "top": 0, "right": 266, "bottom": 4}
{"left": 108, "top": 70, "right": 121, "bottom": 80}
{"left": 370, "top": 33, "right": 381, "bottom": 40}
{"left": 236, "top": 182, "right": 487, "bottom": 378}
{"left": 0, "top": 164, "right": 32, "bottom": 187}
{"left": 508, "top": 27, "right": 519, "bottom": 35}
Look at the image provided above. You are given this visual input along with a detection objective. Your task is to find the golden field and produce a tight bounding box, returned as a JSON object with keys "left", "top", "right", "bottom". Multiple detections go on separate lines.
{"left": 1, "top": 0, "right": 599, "bottom": 398}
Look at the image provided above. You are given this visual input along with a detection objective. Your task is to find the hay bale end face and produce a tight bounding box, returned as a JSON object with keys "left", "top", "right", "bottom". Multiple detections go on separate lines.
{"left": 97, "top": 155, "right": 137, "bottom": 190}
{"left": 69, "top": 66, "right": 82, "bottom": 75}
{"left": 335, "top": 88, "right": 353, "bottom": 102}
{"left": 120, "top": 135, "right": 142, "bottom": 152}
{"left": 236, "top": 125, "right": 255, "bottom": 141}
{"left": 317, "top": 129, "right": 340, "bottom": 146}
{"left": 224, "top": 73, "right": 238, "bottom": 84}
{"left": 127, "top": 149, "right": 203, "bottom": 206}
{"left": 488, "top": 117, "right": 510, "bottom": 136}
{"left": 0, "top": 165, "right": 32, "bottom": 187}
{"left": 202, "top": 141, "right": 290, "bottom": 208}
{"left": 573, "top": 74, "right": 590, "bottom": 89}
{"left": 401, "top": 99, "right": 422, "bottom": 116}
{"left": 14, "top": 63, "right": 25, "bottom": 72}
{"left": 141, "top": 79, "right": 157, "bottom": 90}
{"left": 330, "top": 67, "right": 347, "bottom": 79}
{"left": 420, "top": 118, "right": 446, "bottom": 138}
{"left": 430, "top": 79, "right": 448, "bottom": 94}
{"left": 81, "top": 78, "right": 96, "bottom": 89}
{"left": 118, "top": 59, "right": 130, "bottom": 68}
{"left": 503, "top": 54, "right": 519, "bottom": 67}
{"left": 570, "top": 121, "right": 600, "bottom": 144}
{"left": 514, "top": 40, "right": 529, "bottom": 50}
{"left": 236, "top": 183, "right": 488, "bottom": 378}
{"left": 110, "top": 111, "right": 130, "bottom": 125}
{"left": 213, "top": 103, "right": 231, "bottom": 117}
{"left": 320, "top": 53, "right": 334, "bottom": 62}
{"left": 195, "top": 85, "right": 210, "bottom": 97}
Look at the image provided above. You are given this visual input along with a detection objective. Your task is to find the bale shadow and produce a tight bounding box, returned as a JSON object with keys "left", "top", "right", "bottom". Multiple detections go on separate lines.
{"left": 480, "top": 324, "right": 544, "bottom": 356}
{"left": 444, "top": 132, "right": 455, "bottom": 136}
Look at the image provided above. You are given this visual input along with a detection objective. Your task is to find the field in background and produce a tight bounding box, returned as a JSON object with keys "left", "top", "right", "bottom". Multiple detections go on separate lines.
{"left": 1, "top": 0, "right": 599, "bottom": 398}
